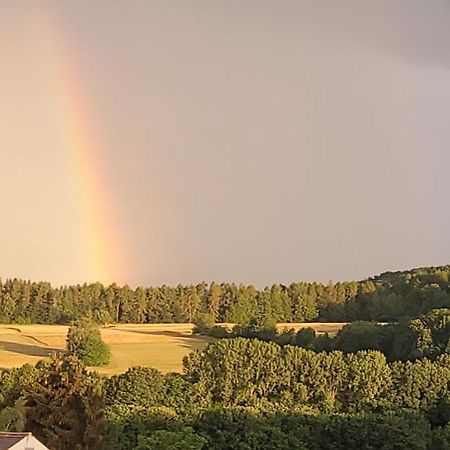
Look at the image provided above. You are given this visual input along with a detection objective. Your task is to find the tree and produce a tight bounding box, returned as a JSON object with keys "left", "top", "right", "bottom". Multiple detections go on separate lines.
{"left": 24, "top": 356, "right": 109, "bottom": 450}
{"left": 184, "top": 338, "right": 283, "bottom": 407}
{"left": 105, "top": 367, "right": 166, "bottom": 409}
{"left": 193, "top": 313, "right": 216, "bottom": 333}
{"left": 225, "top": 286, "right": 259, "bottom": 325}
{"left": 289, "top": 283, "right": 318, "bottom": 322}
{"left": 66, "top": 319, "right": 111, "bottom": 366}
{"left": 408, "top": 309, "right": 450, "bottom": 360}
{"left": 207, "top": 282, "right": 223, "bottom": 321}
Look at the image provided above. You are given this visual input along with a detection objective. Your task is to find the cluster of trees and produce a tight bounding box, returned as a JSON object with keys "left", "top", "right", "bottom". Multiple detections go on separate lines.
{"left": 3, "top": 338, "right": 450, "bottom": 448}
{"left": 0, "top": 264, "right": 449, "bottom": 448}
{"left": 209, "top": 308, "right": 450, "bottom": 363}
{"left": 184, "top": 338, "right": 450, "bottom": 414}
{"left": 319, "top": 308, "right": 450, "bottom": 361}
{"left": 0, "top": 265, "right": 448, "bottom": 324}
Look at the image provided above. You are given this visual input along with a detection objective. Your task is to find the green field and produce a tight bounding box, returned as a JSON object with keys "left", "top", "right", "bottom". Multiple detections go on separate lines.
{"left": 0, "top": 322, "right": 345, "bottom": 374}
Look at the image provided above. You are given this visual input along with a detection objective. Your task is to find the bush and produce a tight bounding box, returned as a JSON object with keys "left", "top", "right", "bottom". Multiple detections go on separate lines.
{"left": 66, "top": 320, "right": 111, "bottom": 366}
{"left": 206, "top": 326, "right": 230, "bottom": 338}
{"left": 335, "top": 322, "right": 386, "bottom": 353}
{"left": 294, "top": 328, "right": 317, "bottom": 349}
{"left": 135, "top": 428, "right": 207, "bottom": 450}
{"left": 232, "top": 322, "right": 278, "bottom": 341}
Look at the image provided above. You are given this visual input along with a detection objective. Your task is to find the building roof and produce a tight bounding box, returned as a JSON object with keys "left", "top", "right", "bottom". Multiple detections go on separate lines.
{"left": 0, "top": 432, "right": 32, "bottom": 450}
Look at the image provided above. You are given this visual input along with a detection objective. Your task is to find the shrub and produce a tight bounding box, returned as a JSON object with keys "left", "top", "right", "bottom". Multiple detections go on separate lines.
{"left": 135, "top": 428, "right": 207, "bottom": 450}
{"left": 207, "top": 326, "right": 230, "bottom": 339}
{"left": 294, "top": 328, "right": 317, "bottom": 349}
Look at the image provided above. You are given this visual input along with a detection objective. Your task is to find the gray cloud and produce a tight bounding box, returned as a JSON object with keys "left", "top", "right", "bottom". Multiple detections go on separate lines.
{"left": 0, "top": 1, "right": 449, "bottom": 286}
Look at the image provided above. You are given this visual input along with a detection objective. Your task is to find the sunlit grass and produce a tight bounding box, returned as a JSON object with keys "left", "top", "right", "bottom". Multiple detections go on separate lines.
{"left": 0, "top": 322, "right": 345, "bottom": 374}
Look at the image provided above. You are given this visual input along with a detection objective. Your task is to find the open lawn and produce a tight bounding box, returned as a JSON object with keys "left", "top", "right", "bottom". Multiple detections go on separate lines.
{"left": 0, "top": 322, "right": 346, "bottom": 375}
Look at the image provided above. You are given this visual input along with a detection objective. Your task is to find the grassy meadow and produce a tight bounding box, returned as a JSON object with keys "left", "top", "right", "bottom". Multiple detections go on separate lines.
{"left": 0, "top": 322, "right": 345, "bottom": 375}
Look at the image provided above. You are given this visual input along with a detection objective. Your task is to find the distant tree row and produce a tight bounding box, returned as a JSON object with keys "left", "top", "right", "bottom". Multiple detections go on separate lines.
{"left": 207, "top": 308, "right": 450, "bottom": 363}
{"left": 0, "top": 265, "right": 448, "bottom": 324}
{"left": 298, "top": 308, "right": 450, "bottom": 361}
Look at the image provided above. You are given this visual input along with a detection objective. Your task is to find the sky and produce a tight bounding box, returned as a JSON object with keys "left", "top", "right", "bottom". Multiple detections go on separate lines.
{"left": 0, "top": 0, "right": 449, "bottom": 287}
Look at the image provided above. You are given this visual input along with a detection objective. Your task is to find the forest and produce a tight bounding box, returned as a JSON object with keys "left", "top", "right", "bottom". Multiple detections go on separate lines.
{"left": 1, "top": 337, "right": 450, "bottom": 449}
{"left": 0, "top": 265, "right": 449, "bottom": 449}
{"left": 0, "top": 265, "right": 448, "bottom": 325}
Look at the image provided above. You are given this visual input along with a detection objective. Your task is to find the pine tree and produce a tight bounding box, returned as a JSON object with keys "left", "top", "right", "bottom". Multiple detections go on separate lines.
{"left": 24, "top": 356, "right": 109, "bottom": 450}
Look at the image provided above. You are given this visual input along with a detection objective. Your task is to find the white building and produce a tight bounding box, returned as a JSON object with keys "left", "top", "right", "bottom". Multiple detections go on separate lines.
{"left": 0, "top": 432, "right": 49, "bottom": 450}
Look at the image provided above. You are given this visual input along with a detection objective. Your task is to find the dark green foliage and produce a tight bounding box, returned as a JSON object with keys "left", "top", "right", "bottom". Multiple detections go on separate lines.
{"left": 108, "top": 406, "right": 181, "bottom": 450}
{"left": 196, "top": 409, "right": 302, "bottom": 450}
{"left": 205, "top": 326, "right": 230, "bottom": 338}
{"left": 430, "top": 425, "right": 450, "bottom": 449}
{"left": 193, "top": 312, "right": 217, "bottom": 335}
{"left": 408, "top": 309, "right": 450, "bottom": 359}
{"left": 2, "top": 337, "right": 450, "bottom": 449}
{"left": 135, "top": 427, "right": 207, "bottom": 450}
{"left": 184, "top": 338, "right": 450, "bottom": 415}
{"left": 67, "top": 319, "right": 111, "bottom": 366}
{"left": 193, "top": 312, "right": 216, "bottom": 331}
{"left": 105, "top": 367, "right": 166, "bottom": 409}
{"left": 0, "top": 363, "right": 39, "bottom": 406}
{"left": 428, "top": 398, "right": 450, "bottom": 428}
{"left": 0, "top": 400, "right": 26, "bottom": 432}
{"left": 233, "top": 309, "right": 450, "bottom": 364}
{"left": 232, "top": 320, "right": 278, "bottom": 341}
{"left": 0, "top": 265, "right": 448, "bottom": 325}
{"left": 162, "top": 372, "right": 210, "bottom": 414}
{"left": 328, "top": 310, "right": 450, "bottom": 362}
{"left": 195, "top": 410, "right": 429, "bottom": 450}
{"left": 335, "top": 321, "right": 387, "bottom": 353}
{"left": 0, "top": 265, "right": 448, "bottom": 449}
{"left": 313, "top": 332, "right": 335, "bottom": 352}
{"left": 104, "top": 369, "right": 211, "bottom": 450}
{"left": 23, "top": 356, "right": 109, "bottom": 450}
{"left": 294, "top": 413, "right": 430, "bottom": 450}
{"left": 116, "top": 407, "right": 431, "bottom": 450}
{"left": 325, "top": 321, "right": 408, "bottom": 358}
{"left": 294, "top": 327, "right": 317, "bottom": 349}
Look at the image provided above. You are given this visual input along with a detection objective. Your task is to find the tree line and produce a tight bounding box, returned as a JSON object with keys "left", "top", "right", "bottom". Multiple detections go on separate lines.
{"left": 2, "top": 338, "right": 450, "bottom": 449}
{"left": 0, "top": 265, "right": 448, "bottom": 324}
{"left": 202, "top": 308, "right": 450, "bottom": 363}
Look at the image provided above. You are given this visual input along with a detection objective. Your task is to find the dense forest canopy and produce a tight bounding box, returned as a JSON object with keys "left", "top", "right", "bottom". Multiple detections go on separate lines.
{"left": 3, "top": 339, "right": 450, "bottom": 449}
{"left": 0, "top": 265, "right": 448, "bottom": 324}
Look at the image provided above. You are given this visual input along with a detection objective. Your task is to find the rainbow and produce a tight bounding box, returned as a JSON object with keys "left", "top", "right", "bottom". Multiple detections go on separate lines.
{"left": 36, "top": 9, "right": 125, "bottom": 285}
